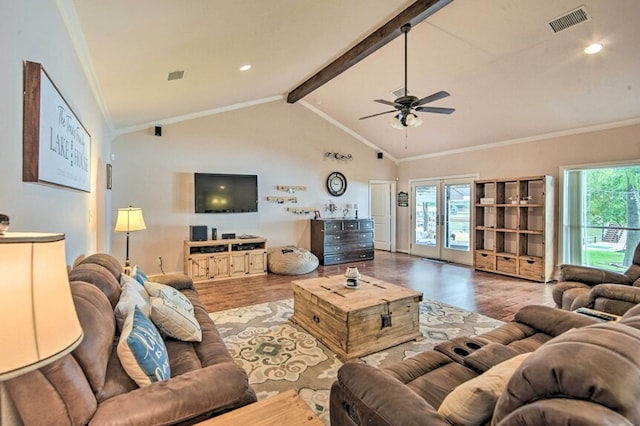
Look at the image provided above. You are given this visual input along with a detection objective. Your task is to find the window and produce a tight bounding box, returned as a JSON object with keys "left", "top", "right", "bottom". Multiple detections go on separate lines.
{"left": 562, "top": 164, "right": 640, "bottom": 271}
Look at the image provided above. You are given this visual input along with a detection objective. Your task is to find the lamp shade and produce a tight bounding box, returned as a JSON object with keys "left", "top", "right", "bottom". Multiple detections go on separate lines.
{"left": 0, "top": 232, "right": 83, "bottom": 381}
{"left": 114, "top": 207, "right": 146, "bottom": 233}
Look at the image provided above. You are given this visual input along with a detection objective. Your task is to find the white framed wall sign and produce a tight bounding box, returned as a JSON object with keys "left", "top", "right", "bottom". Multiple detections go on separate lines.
{"left": 23, "top": 61, "right": 91, "bottom": 192}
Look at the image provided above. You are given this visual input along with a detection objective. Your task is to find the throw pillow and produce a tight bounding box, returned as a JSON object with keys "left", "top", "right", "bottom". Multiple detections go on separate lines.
{"left": 150, "top": 296, "right": 202, "bottom": 342}
{"left": 437, "top": 352, "right": 531, "bottom": 426}
{"left": 129, "top": 265, "right": 149, "bottom": 285}
{"left": 114, "top": 279, "right": 151, "bottom": 332}
{"left": 144, "top": 281, "right": 194, "bottom": 315}
{"left": 117, "top": 306, "right": 171, "bottom": 386}
{"left": 120, "top": 272, "right": 143, "bottom": 288}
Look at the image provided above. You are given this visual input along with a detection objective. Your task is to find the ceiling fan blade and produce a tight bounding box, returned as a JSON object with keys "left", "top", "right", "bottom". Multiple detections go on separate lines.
{"left": 414, "top": 91, "right": 450, "bottom": 106}
{"left": 359, "top": 110, "right": 397, "bottom": 120}
{"left": 415, "top": 106, "right": 456, "bottom": 115}
{"left": 374, "top": 99, "right": 401, "bottom": 108}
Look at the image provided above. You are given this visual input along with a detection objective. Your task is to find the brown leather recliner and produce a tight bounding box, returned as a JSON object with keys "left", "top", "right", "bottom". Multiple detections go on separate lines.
{"left": 5, "top": 253, "right": 256, "bottom": 425}
{"left": 553, "top": 241, "right": 640, "bottom": 315}
{"left": 330, "top": 304, "right": 640, "bottom": 426}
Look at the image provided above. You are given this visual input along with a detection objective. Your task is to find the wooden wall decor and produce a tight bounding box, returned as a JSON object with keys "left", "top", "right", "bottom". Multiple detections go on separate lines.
{"left": 23, "top": 61, "right": 91, "bottom": 192}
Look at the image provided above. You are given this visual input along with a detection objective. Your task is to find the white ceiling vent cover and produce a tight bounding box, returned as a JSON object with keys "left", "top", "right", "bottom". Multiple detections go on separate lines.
{"left": 167, "top": 70, "right": 185, "bottom": 81}
{"left": 392, "top": 87, "right": 411, "bottom": 98}
{"left": 548, "top": 6, "right": 591, "bottom": 33}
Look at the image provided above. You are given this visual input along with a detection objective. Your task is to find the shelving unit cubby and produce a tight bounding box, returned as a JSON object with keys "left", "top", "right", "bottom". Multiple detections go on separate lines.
{"left": 473, "top": 176, "right": 554, "bottom": 282}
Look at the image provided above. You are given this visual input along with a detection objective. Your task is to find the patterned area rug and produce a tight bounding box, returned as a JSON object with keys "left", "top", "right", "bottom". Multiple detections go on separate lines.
{"left": 210, "top": 298, "right": 503, "bottom": 425}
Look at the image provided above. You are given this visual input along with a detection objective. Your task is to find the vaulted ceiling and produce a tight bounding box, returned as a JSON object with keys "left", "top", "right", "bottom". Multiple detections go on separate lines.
{"left": 71, "top": 0, "right": 640, "bottom": 161}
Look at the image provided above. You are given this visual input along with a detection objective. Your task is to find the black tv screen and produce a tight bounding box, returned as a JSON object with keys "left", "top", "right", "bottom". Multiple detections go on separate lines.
{"left": 194, "top": 173, "right": 258, "bottom": 213}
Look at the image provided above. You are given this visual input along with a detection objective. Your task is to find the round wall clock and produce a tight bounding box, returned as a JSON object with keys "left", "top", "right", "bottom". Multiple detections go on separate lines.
{"left": 327, "top": 171, "right": 347, "bottom": 196}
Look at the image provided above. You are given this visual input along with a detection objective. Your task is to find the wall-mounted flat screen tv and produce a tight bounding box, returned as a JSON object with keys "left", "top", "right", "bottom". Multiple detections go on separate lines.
{"left": 194, "top": 173, "right": 258, "bottom": 213}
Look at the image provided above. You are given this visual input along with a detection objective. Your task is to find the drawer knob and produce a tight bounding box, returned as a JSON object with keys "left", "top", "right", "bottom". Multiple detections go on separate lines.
{"left": 312, "top": 315, "right": 320, "bottom": 323}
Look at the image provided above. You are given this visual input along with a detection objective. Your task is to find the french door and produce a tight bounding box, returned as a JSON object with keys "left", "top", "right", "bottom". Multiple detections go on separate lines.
{"left": 410, "top": 177, "right": 473, "bottom": 264}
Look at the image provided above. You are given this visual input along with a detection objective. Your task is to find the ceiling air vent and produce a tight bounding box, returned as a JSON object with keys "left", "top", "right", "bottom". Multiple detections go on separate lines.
{"left": 547, "top": 6, "right": 591, "bottom": 33}
{"left": 392, "top": 87, "right": 411, "bottom": 98}
{"left": 167, "top": 70, "right": 185, "bottom": 81}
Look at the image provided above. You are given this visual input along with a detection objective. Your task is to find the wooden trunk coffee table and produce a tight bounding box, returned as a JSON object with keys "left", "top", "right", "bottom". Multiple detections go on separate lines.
{"left": 290, "top": 275, "right": 423, "bottom": 361}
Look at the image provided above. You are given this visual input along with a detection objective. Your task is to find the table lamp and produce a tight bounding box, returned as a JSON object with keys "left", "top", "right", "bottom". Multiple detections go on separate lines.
{"left": 114, "top": 206, "right": 146, "bottom": 272}
{"left": 0, "top": 232, "right": 84, "bottom": 423}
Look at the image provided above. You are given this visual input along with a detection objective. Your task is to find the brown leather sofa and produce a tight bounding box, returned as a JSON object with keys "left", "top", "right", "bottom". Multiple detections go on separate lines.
{"left": 553, "top": 241, "right": 640, "bottom": 315}
{"left": 5, "top": 253, "right": 256, "bottom": 425}
{"left": 330, "top": 304, "right": 640, "bottom": 425}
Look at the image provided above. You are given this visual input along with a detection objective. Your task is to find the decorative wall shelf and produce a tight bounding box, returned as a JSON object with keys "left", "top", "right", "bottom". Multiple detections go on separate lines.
{"left": 266, "top": 196, "right": 298, "bottom": 204}
{"left": 287, "top": 207, "right": 313, "bottom": 215}
{"left": 276, "top": 185, "right": 306, "bottom": 193}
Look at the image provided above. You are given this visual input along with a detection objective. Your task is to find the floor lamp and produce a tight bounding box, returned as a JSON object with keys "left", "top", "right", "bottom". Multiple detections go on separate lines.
{"left": 0, "top": 232, "right": 84, "bottom": 424}
{"left": 115, "top": 206, "right": 146, "bottom": 273}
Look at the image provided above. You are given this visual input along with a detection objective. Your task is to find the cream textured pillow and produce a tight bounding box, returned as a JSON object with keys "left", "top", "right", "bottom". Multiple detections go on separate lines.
{"left": 437, "top": 352, "right": 531, "bottom": 426}
{"left": 150, "top": 296, "right": 202, "bottom": 342}
{"left": 114, "top": 279, "right": 151, "bottom": 331}
{"left": 144, "top": 281, "right": 194, "bottom": 314}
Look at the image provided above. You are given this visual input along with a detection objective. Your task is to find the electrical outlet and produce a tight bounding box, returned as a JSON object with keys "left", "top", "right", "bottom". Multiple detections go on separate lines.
{"left": 157, "top": 256, "right": 162, "bottom": 265}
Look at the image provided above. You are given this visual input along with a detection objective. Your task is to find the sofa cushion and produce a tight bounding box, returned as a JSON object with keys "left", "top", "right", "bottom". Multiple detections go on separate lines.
{"left": 69, "top": 263, "right": 122, "bottom": 308}
{"left": 79, "top": 253, "right": 123, "bottom": 281}
{"left": 493, "top": 324, "right": 640, "bottom": 425}
{"left": 150, "top": 296, "right": 202, "bottom": 342}
{"left": 117, "top": 306, "right": 171, "bottom": 386}
{"left": 70, "top": 282, "right": 116, "bottom": 395}
{"left": 437, "top": 352, "right": 530, "bottom": 426}
{"left": 114, "top": 279, "right": 151, "bottom": 332}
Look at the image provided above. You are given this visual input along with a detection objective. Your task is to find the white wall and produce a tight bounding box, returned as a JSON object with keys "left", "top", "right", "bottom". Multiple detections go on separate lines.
{"left": 111, "top": 100, "right": 397, "bottom": 274}
{"left": 0, "top": 0, "right": 113, "bottom": 262}
{"left": 396, "top": 122, "right": 640, "bottom": 259}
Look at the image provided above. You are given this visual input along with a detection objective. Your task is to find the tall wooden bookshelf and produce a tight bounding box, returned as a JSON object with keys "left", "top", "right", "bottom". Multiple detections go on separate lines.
{"left": 474, "top": 176, "right": 554, "bottom": 282}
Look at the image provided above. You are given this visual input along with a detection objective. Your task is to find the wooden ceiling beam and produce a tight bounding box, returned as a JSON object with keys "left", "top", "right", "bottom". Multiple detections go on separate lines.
{"left": 286, "top": 0, "right": 453, "bottom": 104}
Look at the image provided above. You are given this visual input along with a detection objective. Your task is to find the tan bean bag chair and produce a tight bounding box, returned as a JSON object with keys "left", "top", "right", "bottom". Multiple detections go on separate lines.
{"left": 267, "top": 245, "right": 319, "bottom": 275}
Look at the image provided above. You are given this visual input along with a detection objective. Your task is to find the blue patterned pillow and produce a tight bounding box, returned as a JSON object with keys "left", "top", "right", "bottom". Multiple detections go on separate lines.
{"left": 130, "top": 265, "right": 149, "bottom": 285}
{"left": 117, "top": 306, "right": 171, "bottom": 386}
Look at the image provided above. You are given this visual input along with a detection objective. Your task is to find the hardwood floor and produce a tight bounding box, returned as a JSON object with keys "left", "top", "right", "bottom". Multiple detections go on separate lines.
{"left": 195, "top": 250, "right": 555, "bottom": 322}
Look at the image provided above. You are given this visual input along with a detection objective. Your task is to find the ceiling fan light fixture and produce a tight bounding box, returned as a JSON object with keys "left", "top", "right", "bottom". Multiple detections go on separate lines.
{"left": 391, "top": 114, "right": 405, "bottom": 129}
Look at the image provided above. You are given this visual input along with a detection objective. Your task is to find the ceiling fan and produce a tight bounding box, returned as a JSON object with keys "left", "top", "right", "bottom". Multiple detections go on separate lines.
{"left": 359, "top": 23, "right": 454, "bottom": 128}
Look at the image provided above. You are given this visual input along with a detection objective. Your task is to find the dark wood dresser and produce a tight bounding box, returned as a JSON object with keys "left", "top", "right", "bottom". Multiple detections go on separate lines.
{"left": 310, "top": 218, "right": 375, "bottom": 265}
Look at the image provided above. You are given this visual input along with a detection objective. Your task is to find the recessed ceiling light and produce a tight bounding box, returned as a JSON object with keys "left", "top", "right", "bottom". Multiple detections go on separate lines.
{"left": 584, "top": 43, "right": 603, "bottom": 54}
{"left": 239, "top": 64, "right": 252, "bottom": 71}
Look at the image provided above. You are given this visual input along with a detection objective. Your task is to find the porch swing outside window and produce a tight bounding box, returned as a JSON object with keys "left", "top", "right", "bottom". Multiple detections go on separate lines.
{"left": 562, "top": 164, "right": 640, "bottom": 272}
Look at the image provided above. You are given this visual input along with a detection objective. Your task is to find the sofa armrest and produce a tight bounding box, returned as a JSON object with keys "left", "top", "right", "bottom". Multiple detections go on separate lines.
{"left": 590, "top": 283, "right": 640, "bottom": 304}
{"left": 331, "top": 362, "right": 449, "bottom": 426}
{"left": 559, "top": 264, "right": 632, "bottom": 285}
{"left": 514, "top": 305, "right": 598, "bottom": 336}
{"left": 90, "top": 362, "right": 255, "bottom": 426}
{"left": 148, "top": 273, "right": 195, "bottom": 291}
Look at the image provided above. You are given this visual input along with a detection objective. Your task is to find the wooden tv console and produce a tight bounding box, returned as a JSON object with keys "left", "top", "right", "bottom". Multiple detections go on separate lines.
{"left": 184, "top": 237, "right": 267, "bottom": 282}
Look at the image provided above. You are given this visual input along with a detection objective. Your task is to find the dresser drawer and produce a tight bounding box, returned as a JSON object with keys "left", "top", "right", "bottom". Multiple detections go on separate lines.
{"left": 325, "top": 244, "right": 345, "bottom": 254}
{"left": 324, "top": 221, "right": 343, "bottom": 232}
{"left": 359, "top": 220, "right": 374, "bottom": 230}
{"left": 343, "top": 220, "right": 359, "bottom": 230}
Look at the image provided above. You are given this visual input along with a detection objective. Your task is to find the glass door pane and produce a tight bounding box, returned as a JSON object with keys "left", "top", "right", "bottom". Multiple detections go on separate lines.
{"left": 415, "top": 184, "right": 438, "bottom": 248}
{"left": 444, "top": 183, "right": 471, "bottom": 251}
